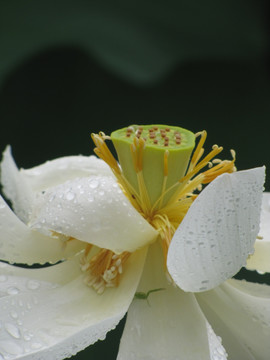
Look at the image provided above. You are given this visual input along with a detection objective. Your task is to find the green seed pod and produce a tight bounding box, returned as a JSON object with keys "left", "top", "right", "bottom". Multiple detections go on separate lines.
{"left": 111, "top": 125, "right": 195, "bottom": 209}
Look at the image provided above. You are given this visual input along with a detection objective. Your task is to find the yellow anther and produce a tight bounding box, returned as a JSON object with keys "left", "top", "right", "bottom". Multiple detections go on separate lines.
{"left": 81, "top": 247, "right": 131, "bottom": 293}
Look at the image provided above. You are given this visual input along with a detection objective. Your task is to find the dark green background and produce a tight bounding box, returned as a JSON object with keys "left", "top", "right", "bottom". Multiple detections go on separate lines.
{"left": 0, "top": 1, "right": 270, "bottom": 358}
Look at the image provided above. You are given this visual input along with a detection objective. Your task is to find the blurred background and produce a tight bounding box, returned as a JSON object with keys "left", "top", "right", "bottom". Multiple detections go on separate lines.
{"left": 0, "top": 0, "right": 270, "bottom": 358}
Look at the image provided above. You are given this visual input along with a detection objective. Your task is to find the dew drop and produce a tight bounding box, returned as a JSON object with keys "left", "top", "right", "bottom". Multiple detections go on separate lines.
{"left": 31, "top": 342, "right": 42, "bottom": 350}
{"left": 89, "top": 179, "right": 99, "bottom": 189}
{"left": 48, "top": 195, "right": 55, "bottom": 203}
{"left": 66, "top": 192, "right": 75, "bottom": 201}
{"left": 23, "top": 334, "right": 31, "bottom": 341}
{"left": 6, "top": 287, "right": 20, "bottom": 295}
{"left": 10, "top": 310, "right": 18, "bottom": 319}
{"left": 27, "top": 280, "right": 40, "bottom": 290}
{"left": 5, "top": 323, "right": 21, "bottom": 339}
{"left": 216, "top": 345, "right": 226, "bottom": 356}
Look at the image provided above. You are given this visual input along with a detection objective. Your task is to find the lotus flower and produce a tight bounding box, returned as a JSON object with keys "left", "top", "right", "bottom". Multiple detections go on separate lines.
{"left": 0, "top": 125, "right": 268, "bottom": 360}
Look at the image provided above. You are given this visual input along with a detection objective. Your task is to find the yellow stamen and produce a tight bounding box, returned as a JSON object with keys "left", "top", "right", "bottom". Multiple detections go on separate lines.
{"left": 91, "top": 133, "right": 121, "bottom": 176}
{"left": 81, "top": 248, "right": 130, "bottom": 294}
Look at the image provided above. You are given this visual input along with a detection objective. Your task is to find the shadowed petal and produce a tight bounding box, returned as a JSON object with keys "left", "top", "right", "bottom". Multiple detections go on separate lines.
{"left": 1, "top": 146, "right": 34, "bottom": 222}
{"left": 246, "top": 192, "right": 270, "bottom": 273}
{"left": 30, "top": 176, "right": 158, "bottom": 254}
{"left": 117, "top": 243, "right": 222, "bottom": 360}
{"left": 197, "top": 279, "right": 270, "bottom": 360}
{"left": 0, "top": 255, "right": 82, "bottom": 286}
{"left": 0, "top": 195, "right": 85, "bottom": 265}
{"left": 167, "top": 167, "right": 265, "bottom": 292}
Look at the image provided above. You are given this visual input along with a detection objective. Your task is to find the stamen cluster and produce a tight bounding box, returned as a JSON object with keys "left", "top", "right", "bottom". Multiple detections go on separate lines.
{"left": 80, "top": 245, "right": 130, "bottom": 294}
{"left": 87, "top": 125, "right": 236, "bottom": 293}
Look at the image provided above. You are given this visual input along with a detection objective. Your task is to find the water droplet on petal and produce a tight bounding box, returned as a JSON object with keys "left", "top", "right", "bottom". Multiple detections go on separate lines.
{"left": 89, "top": 179, "right": 99, "bottom": 189}
{"left": 31, "top": 342, "right": 42, "bottom": 350}
{"left": 6, "top": 287, "right": 20, "bottom": 295}
{"left": 10, "top": 310, "right": 18, "bottom": 319}
{"left": 66, "top": 192, "right": 75, "bottom": 201}
{"left": 5, "top": 323, "right": 21, "bottom": 339}
{"left": 23, "top": 333, "right": 31, "bottom": 341}
{"left": 27, "top": 280, "right": 40, "bottom": 290}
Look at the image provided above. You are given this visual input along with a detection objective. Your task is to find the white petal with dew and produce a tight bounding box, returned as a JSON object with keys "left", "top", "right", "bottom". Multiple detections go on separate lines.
{"left": 20, "top": 155, "right": 112, "bottom": 192}
{"left": 246, "top": 192, "right": 270, "bottom": 273}
{"left": 30, "top": 176, "right": 158, "bottom": 254}
{"left": 167, "top": 167, "right": 265, "bottom": 292}
{"left": 117, "top": 243, "right": 220, "bottom": 360}
{"left": 0, "top": 247, "right": 147, "bottom": 360}
{"left": 197, "top": 279, "right": 270, "bottom": 360}
{"left": 1, "top": 146, "right": 34, "bottom": 223}
{"left": 0, "top": 195, "right": 85, "bottom": 265}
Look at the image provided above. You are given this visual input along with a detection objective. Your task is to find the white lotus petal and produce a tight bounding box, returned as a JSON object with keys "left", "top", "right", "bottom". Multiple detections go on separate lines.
{"left": 30, "top": 176, "right": 158, "bottom": 254}
{"left": 0, "top": 195, "right": 85, "bottom": 265}
{"left": 20, "top": 154, "right": 112, "bottom": 192}
{"left": 1, "top": 146, "right": 33, "bottom": 222}
{"left": 117, "top": 243, "right": 218, "bottom": 360}
{"left": 246, "top": 192, "right": 270, "bottom": 273}
{"left": 197, "top": 279, "right": 270, "bottom": 360}
{"left": 0, "top": 247, "right": 147, "bottom": 360}
{"left": 167, "top": 167, "right": 265, "bottom": 292}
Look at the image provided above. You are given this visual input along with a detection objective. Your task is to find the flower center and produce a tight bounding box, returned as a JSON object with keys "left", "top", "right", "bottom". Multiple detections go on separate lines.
{"left": 84, "top": 124, "right": 236, "bottom": 293}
